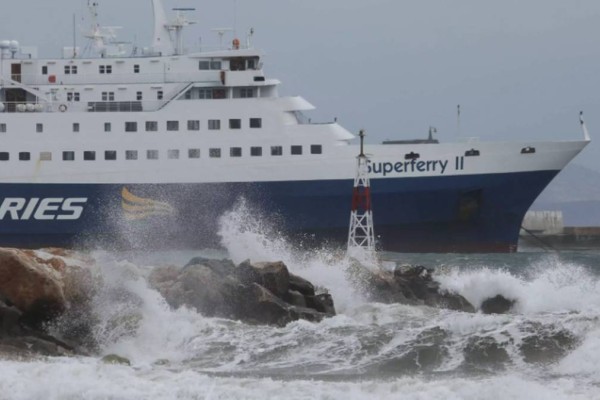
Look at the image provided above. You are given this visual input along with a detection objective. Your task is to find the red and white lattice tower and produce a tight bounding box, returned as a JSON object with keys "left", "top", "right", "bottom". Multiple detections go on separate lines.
{"left": 348, "top": 129, "right": 376, "bottom": 254}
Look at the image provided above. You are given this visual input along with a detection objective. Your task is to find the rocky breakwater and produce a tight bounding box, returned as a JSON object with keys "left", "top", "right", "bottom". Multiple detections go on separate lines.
{"left": 149, "top": 258, "right": 336, "bottom": 326}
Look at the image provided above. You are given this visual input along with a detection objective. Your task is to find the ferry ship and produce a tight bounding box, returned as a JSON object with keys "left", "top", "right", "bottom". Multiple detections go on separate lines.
{"left": 0, "top": 0, "right": 590, "bottom": 253}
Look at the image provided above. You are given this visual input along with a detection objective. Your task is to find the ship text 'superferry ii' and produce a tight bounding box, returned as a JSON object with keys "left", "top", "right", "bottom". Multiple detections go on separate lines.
{"left": 0, "top": 1, "right": 590, "bottom": 252}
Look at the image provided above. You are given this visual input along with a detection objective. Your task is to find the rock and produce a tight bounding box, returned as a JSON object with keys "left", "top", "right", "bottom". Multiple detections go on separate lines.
{"left": 289, "top": 273, "right": 315, "bottom": 297}
{"left": 150, "top": 259, "right": 336, "bottom": 326}
{"left": 463, "top": 336, "right": 510, "bottom": 369}
{"left": 0, "top": 300, "right": 22, "bottom": 336}
{"left": 101, "top": 354, "right": 131, "bottom": 366}
{"left": 250, "top": 262, "right": 290, "bottom": 298}
{"left": 285, "top": 290, "right": 307, "bottom": 308}
{"left": 363, "top": 265, "right": 475, "bottom": 312}
{"left": 519, "top": 322, "right": 578, "bottom": 364}
{"left": 0, "top": 248, "right": 67, "bottom": 328}
{"left": 0, "top": 335, "right": 75, "bottom": 358}
{"left": 306, "top": 294, "right": 336, "bottom": 316}
{"left": 481, "top": 295, "right": 516, "bottom": 314}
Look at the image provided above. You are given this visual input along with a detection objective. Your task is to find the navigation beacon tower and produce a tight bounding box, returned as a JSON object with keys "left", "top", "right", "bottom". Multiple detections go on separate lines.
{"left": 347, "top": 130, "right": 376, "bottom": 255}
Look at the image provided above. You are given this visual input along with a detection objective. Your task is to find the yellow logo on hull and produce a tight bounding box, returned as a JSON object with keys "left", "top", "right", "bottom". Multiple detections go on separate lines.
{"left": 121, "top": 188, "right": 175, "bottom": 221}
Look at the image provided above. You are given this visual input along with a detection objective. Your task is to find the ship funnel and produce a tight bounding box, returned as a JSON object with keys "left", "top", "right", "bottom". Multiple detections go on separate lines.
{"left": 151, "top": 0, "right": 175, "bottom": 55}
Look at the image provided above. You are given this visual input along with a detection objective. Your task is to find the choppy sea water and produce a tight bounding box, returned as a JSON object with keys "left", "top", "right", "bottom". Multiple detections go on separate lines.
{"left": 1, "top": 207, "right": 600, "bottom": 400}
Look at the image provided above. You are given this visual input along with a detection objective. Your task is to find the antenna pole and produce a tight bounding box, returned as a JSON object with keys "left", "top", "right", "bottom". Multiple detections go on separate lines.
{"left": 73, "top": 13, "right": 77, "bottom": 58}
{"left": 233, "top": 0, "right": 238, "bottom": 38}
{"left": 457, "top": 104, "right": 461, "bottom": 137}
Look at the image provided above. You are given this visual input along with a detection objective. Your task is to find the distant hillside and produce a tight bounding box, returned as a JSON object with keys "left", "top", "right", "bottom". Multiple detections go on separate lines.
{"left": 531, "top": 164, "right": 600, "bottom": 226}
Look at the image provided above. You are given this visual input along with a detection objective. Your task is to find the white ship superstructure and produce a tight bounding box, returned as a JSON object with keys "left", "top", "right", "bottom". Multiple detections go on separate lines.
{"left": 0, "top": 0, "right": 590, "bottom": 252}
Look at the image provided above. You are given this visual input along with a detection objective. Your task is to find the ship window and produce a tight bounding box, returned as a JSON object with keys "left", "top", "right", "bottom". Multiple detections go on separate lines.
{"left": 187, "top": 120, "right": 200, "bottom": 131}
{"left": 63, "top": 151, "right": 75, "bottom": 161}
{"left": 147, "top": 150, "right": 159, "bottom": 160}
{"left": 311, "top": 145, "right": 322, "bottom": 155}
{"left": 105, "top": 151, "right": 117, "bottom": 161}
{"left": 211, "top": 61, "right": 222, "bottom": 70}
{"left": 199, "top": 61, "right": 210, "bottom": 70}
{"left": 213, "top": 89, "right": 226, "bottom": 99}
{"left": 291, "top": 145, "right": 302, "bottom": 155}
{"left": 136, "top": 92, "right": 143, "bottom": 101}
{"left": 250, "top": 118, "right": 262, "bottom": 128}
{"left": 521, "top": 146, "right": 536, "bottom": 154}
{"left": 102, "top": 92, "right": 115, "bottom": 101}
{"left": 106, "top": 65, "right": 112, "bottom": 74}
{"left": 125, "top": 122, "right": 138, "bottom": 132}
{"left": 188, "top": 149, "right": 200, "bottom": 159}
{"left": 0, "top": 124, "right": 6, "bottom": 133}
{"left": 72, "top": 66, "right": 78, "bottom": 74}
{"left": 73, "top": 123, "right": 80, "bottom": 133}
{"left": 67, "top": 92, "right": 80, "bottom": 102}
{"left": 405, "top": 152, "right": 420, "bottom": 160}
{"left": 99, "top": 65, "right": 105, "bottom": 74}
{"left": 157, "top": 91, "right": 163, "bottom": 100}
{"left": 19, "top": 152, "right": 30, "bottom": 161}
{"left": 184, "top": 90, "right": 192, "bottom": 100}
{"left": 167, "top": 121, "right": 179, "bottom": 131}
{"left": 247, "top": 59, "right": 256, "bottom": 70}
{"left": 271, "top": 146, "right": 283, "bottom": 156}
{"left": 168, "top": 149, "right": 180, "bottom": 159}
{"left": 208, "top": 120, "right": 221, "bottom": 130}
{"left": 229, "top": 119, "right": 241, "bottom": 129}
{"left": 36, "top": 123, "right": 43, "bottom": 133}
{"left": 146, "top": 121, "right": 158, "bottom": 132}
{"left": 230, "top": 58, "right": 246, "bottom": 71}
{"left": 0, "top": 152, "right": 8, "bottom": 161}
{"left": 84, "top": 151, "right": 96, "bottom": 161}
{"left": 209, "top": 148, "right": 221, "bottom": 158}
{"left": 39, "top": 152, "right": 52, "bottom": 161}
{"left": 104, "top": 122, "right": 111, "bottom": 132}
{"left": 42, "top": 66, "right": 48, "bottom": 75}
{"left": 465, "top": 149, "right": 480, "bottom": 157}
{"left": 64, "top": 66, "right": 70, "bottom": 75}
{"left": 240, "top": 88, "right": 254, "bottom": 98}
{"left": 134, "top": 64, "right": 140, "bottom": 74}
{"left": 198, "top": 89, "right": 212, "bottom": 99}
{"left": 125, "top": 150, "right": 138, "bottom": 160}
{"left": 230, "top": 147, "right": 242, "bottom": 157}
{"left": 251, "top": 147, "right": 262, "bottom": 157}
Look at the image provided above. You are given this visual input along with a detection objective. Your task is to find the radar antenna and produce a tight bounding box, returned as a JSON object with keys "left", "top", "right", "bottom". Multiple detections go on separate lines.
{"left": 169, "top": 8, "right": 197, "bottom": 55}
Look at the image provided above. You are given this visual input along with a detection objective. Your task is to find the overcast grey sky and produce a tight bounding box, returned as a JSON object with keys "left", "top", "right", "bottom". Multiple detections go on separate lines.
{"left": 2, "top": 0, "right": 600, "bottom": 170}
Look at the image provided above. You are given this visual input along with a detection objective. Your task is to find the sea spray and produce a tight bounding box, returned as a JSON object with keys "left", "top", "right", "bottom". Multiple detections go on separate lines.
{"left": 217, "top": 199, "right": 371, "bottom": 311}
{"left": 436, "top": 256, "right": 600, "bottom": 314}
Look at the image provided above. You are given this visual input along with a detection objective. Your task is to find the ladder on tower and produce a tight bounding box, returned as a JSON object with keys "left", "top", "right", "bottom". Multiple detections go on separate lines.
{"left": 347, "top": 129, "right": 376, "bottom": 257}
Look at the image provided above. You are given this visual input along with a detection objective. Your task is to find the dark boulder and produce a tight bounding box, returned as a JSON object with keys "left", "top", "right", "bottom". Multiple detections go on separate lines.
{"left": 463, "top": 336, "right": 510, "bottom": 370}
{"left": 149, "top": 259, "right": 336, "bottom": 326}
{"left": 519, "top": 322, "right": 578, "bottom": 364}
{"left": 362, "top": 264, "right": 475, "bottom": 313}
{"left": 480, "top": 295, "right": 516, "bottom": 315}
{"left": 289, "top": 273, "right": 316, "bottom": 297}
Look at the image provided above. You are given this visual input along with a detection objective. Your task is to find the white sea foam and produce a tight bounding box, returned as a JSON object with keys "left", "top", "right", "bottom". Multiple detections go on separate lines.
{"left": 0, "top": 358, "right": 593, "bottom": 400}
{"left": 437, "top": 257, "right": 600, "bottom": 314}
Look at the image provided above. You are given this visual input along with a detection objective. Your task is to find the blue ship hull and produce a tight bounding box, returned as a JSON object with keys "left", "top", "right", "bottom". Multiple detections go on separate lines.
{"left": 0, "top": 169, "right": 558, "bottom": 253}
